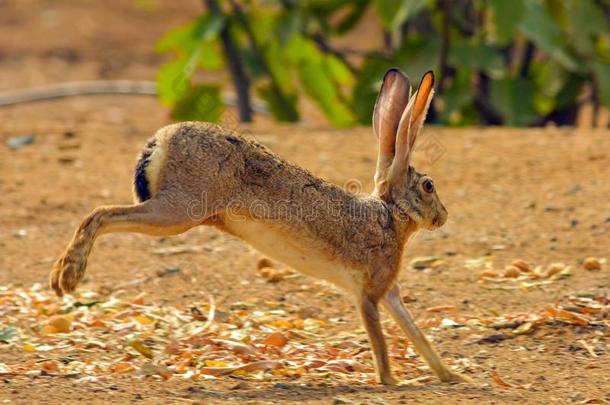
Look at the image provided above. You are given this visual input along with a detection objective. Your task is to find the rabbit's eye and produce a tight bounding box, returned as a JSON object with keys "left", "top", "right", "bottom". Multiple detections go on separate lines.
{"left": 422, "top": 179, "right": 434, "bottom": 193}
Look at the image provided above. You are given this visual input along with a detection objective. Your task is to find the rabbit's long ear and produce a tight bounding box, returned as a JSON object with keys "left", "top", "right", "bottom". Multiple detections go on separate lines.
{"left": 372, "top": 69, "right": 411, "bottom": 192}
{"left": 391, "top": 71, "right": 435, "bottom": 177}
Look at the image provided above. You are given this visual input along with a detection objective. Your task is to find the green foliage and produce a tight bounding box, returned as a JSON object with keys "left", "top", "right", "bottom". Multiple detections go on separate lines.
{"left": 437, "top": 70, "right": 474, "bottom": 125}
{"left": 593, "top": 61, "right": 610, "bottom": 107}
{"left": 490, "top": 78, "right": 536, "bottom": 126}
{"left": 285, "top": 34, "right": 355, "bottom": 126}
{"left": 171, "top": 85, "right": 224, "bottom": 122}
{"left": 488, "top": 0, "right": 525, "bottom": 45}
{"left": 519, "top": 0, "right": 578, "bottom": 71}
{"left": 157, "top": 0, "right": 610, "bottom": 127}
{"left": 156, "top": 14, "right": 225, "bottom": 121}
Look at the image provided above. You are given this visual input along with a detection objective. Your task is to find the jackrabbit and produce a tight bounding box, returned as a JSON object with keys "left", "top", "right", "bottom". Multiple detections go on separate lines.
{"left": 51, "top": 69, "right": 465, "bottom": 384}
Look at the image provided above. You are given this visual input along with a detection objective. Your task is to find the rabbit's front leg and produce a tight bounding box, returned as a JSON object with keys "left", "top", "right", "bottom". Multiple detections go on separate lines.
{"left": 357, "top": 296, "right": 398, "bottom": 385}
{"left": 382, "top": 284, "right": 468, "bottom": 383}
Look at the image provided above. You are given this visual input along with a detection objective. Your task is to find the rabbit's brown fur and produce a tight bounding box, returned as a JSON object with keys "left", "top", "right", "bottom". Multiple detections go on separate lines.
{"left": 51, "top": 69, "right": 465, "bottom": 385}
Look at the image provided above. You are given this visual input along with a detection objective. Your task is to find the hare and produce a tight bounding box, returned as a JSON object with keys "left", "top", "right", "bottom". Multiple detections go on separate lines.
{"left": 50, "top": 68, "right": 464, "bottom": 385}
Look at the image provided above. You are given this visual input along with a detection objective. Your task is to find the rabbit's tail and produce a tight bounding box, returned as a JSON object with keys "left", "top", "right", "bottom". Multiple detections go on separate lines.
{"left": 133, "top": 132, "right": 169, "bottom": 203}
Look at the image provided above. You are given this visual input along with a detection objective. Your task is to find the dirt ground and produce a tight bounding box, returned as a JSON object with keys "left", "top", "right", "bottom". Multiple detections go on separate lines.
{"left": 1, "top": 1, "right": 609, "bottom": 404}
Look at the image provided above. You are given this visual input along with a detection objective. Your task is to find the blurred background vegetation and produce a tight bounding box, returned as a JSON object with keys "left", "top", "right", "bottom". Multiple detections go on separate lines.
{"left": 156, "top": 0, "right": 610, "bottom": 127}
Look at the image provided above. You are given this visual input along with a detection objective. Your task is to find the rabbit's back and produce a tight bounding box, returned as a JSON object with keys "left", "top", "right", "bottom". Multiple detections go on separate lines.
{"left": 137, "top": 122, "right": 403, "bottom": 284}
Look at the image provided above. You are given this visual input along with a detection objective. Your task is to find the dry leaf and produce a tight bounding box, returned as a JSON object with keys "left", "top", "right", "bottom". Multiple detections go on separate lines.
{"left": 211, "top": 338, "right": 257, "bottom": 355}
{"left": 138, "top": 363, "right": 172, "bottom": 379}
{"left": 513, "top": 322, "right": 535, "bottom": 335}
{"left": 199, "top": 360, "right": 280, "bottom": 376}
{"left": 545, "top": 307, "right": 590, "bottom": 326}
{"left": 113, "top": 363, "right": 133, "bottom": 374}
{"left": 40, "top": 325, "right": 60, "bottom": 336}
{"left": 262, "top": 331, "right": 288, "bottom": 347}
{"left": 129, "top": 340, "right": 154, "bottom": 359}
{"left": 426, "top": 305, "right": 458, "bottom": 313}
{"left": 490, "top": 370, "right": 513, "bottom": 388}
{"left": 48, "top": 315, "right": 72, "bottom": 333}
{"left": 410, "top": 256, "right": 442, "bottom": 269}
{"left": 23, "top": 344, "right": 36, "bottom": 352}
{"left": 41, "top": 360, "right": 59, "bottom": 372}
{"left": 582, "top": 257, "right": 602, "bottom": 271}
{"left": 257, "top": 257, "right": 274, "bottom": 270}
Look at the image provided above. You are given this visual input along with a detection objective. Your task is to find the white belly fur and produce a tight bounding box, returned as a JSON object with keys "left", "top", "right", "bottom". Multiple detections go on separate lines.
{"left": 220, "top": 215, "right": 362, "bottom": 293}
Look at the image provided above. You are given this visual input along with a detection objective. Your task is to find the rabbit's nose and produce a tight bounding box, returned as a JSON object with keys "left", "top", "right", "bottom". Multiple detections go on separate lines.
{"left": 434, "top": 210, "right": 448, "bottom": 227}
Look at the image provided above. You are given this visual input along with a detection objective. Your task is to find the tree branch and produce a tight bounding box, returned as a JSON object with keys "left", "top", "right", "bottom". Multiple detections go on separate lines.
{"left": 309, "top": 33, "right": 357, "bottom": 74}
{"left": 228, "top": 0, "right": 298, "bottom": 121}
{"left": 518, "top": 41, "right": 535, "bottom": 79}
{"left": 474, "top": 73, "right": 503, "bottom": 125}
{"left": 204, "top": 0, "right": 253, "bottom": 122}
{"left": 438, "top": 0, "right": 452, "bottom": 93}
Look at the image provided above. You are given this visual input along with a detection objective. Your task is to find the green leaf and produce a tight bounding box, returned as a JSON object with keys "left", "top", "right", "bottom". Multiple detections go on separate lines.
{"left": 448, "top": 39, "right": 505, "bottom": 78}
{"left": 156, "top": 13, "right": 224, "bottom": 106}
{"left": 156, "top": 13, "right": 224, "bottom": 54}
{"left": 198, "top": 42, "right": 223, "bottom": 70}
{"left": 156, "top": 58, "right": 195, "bottom": 105}
{"left": 352, "top": 55, "right": 393, "bottom": 124}
{"left": 592, "top": 61, "right": 610, "bottom": 108}
{"left": 519, "top": 0, "right": 578, "bottom": 71}
{"left": 156, "top": 22, "right": 196, "bottom": 54}
{"left": 554, "top": 74, "right": 585, "bottom": 111}
{"left": 375, "top": 0, "right": 428, "bottom": 30}
{"left": 490, "top": 78, "right": 536, "bottom": 126}
{"left": 274, "top": 11, "right": 301, "bottom": 45}
{"left": 352, "top": 34, "right": 438, "bottom": 124}
{"left": 488, "top": 0, "right": 525, "bottom": 45}
{"left": 565, "top": 0, "right": 609, "bottom": 55}
{"left": 394, "top": 35, "right": 441, "bottom": 80}
{"left": 285, "top": 34, "right": 319, "bottom": 64}
{"left": 530, "top": 61, "right": 584, "bottom": 116}
{"left": 285, "top": 34, "right": 355, "bottom": 126}
{"left": 437, "top": 70, "right": 474, "bottom": 126}
{"left": 297, "top": 61, "right": 355, "bottom": 127}
{"left": 543, "top": 0, "right": 568, "bottom": 29}
{"left": 323, "top": 54, "right": 354, "bottom": 86}
{"left": 171, "top": 85, "right": 224, "bottom": 122}
{"left": 248, "top": 10, "right": 276, "bottom": 44}
{"left": 192, "top": 13, "right": 225, "bottom": 42}
{"left": 257, "top": 84, "right": 299, "bottom": 122}
{"left": 0, "top": 326, "right": 18, "bottom": 343}
{"left": 265, "top": 42, "right": 293, "bottom": 90}
{"left": 531, "top": 61, "right": 567, "bottom": 114}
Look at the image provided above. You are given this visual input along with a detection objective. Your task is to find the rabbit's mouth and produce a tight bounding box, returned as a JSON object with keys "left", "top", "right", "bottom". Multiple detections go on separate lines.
{"left": 394, "top": 200, "right": 422, "bottom": 223}
{"left": 430, "top": 209, "right": 448, "bottom": 229}
{"left": 431, "top": 215, "right": 445, "bottom": 228}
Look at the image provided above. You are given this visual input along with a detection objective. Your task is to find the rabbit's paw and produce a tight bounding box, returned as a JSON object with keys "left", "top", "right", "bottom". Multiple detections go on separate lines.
{"left": 50, "top": 253, "right": 87, "bottom": 297}
{"left": 440, "top": 370, "right": 470, "bottom": 384}
{"left": 380, "top": 374, "right": 399, "bottom": 386}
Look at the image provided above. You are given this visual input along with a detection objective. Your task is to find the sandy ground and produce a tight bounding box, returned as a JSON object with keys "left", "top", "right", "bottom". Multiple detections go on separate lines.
{"left": 0, "top": 1, "right": 609, "bottom": 404}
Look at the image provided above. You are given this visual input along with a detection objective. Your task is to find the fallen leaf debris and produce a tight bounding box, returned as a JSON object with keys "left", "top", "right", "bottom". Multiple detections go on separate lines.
{"left": 0, "top": 283, "right": 606, "bottom": 387}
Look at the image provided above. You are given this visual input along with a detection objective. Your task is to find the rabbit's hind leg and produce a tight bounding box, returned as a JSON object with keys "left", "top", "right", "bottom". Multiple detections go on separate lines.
{"left": 50, "top": 197, "right": 201, "bottom": 296}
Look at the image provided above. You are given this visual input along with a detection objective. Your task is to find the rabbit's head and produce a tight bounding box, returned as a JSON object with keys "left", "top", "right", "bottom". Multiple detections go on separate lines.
{"left": 371, "top": 69, "right": 447, "bottom": 230}
{"left": 387, "top": 166, "right": 447, "bottom": 230}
